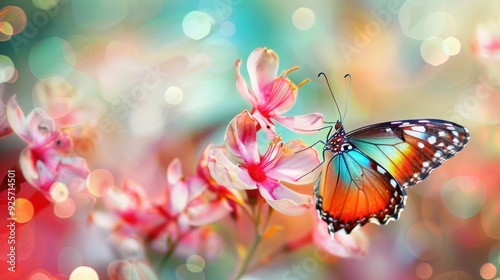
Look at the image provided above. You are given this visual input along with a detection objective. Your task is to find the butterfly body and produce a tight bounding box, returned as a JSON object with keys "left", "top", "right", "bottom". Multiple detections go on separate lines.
{"left": 315, "top": 119, "right": 469, "bottom": 235}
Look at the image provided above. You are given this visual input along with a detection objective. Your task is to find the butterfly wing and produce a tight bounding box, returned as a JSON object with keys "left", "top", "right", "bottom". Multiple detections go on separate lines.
{"left": 316, "top": 147, "right": 406, "bottom": 234}
{"left": 347, "top": 119, "right": 470, "bottom": 188}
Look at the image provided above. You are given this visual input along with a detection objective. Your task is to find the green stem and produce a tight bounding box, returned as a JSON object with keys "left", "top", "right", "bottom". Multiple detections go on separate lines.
{"left": 233, "top": 230, "right": 262, "bottom": 280}
{"left": 158, "top": 233, "right": 184, "bottom": 270}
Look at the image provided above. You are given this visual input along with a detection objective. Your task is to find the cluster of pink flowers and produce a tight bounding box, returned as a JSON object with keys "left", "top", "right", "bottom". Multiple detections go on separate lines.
{"left": 0, "top": 47, "right": 368, "bottom": 279}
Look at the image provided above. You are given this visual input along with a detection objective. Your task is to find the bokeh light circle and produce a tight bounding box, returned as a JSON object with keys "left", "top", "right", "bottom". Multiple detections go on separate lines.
{"left": 441, "top": 176, "right": 486, "bottom": 219}
{"left": 164, "top": 86, "right": 184, "bottom": 105}
{"left": 14, "top": 198, "right": 34, "bottom": 223}
{"left": 28, "top": 271, "right": 52, "bottom": 280}
{"left": 183, "top": 11, "right": 213, "bottom": 40}
{"left": 420, "top": 36, "right": 449, "bottom": 66}
{"left": 0, "top": 55, "right": 15, "bottom": 83}
{"left": 69, "top": 266, "right": 98, "bottom": 280}
{"left": 33, "top": 0, "right": 59, "bottom": 10}
{"left": 406, "top": 221, "right": 443, "bottom": 260}
{"left": 442, "top": 37, "right": 461, "bottom": 56}
{"left": 186, "top": 255, "right": 205, "bottom": 273}
{"left": 32, "top": 77, "right": 74, "bottom": 120}
{"left": 54, "top": 197, "right": 76, "bottom": 218}
{"left": 416, "top": 262, "right": 433, "bottom": 279}
{"left": 29, "top": 37, "right": 75, "bottom": 79}
{"left": 480, "top": 263, "right": 497, "bottom": 279}
{"left": 399, "top": 1, "right": 447, "bottom": 40}
{"left": 482, "top": 201, "right": 500, "bottom": 239}
{"left": 87, "top": 169, "right": 115, "bottom": 197}
{"left": 50, "top": 182, "right": 70, "bottom": 202}
{"left": 220, "top": 21, "right": 236, "bottom": 36}
{"left": 292, "top": 7, "right": 316, "bottom": 31}
{"left": 0, "top": 22, "right": 13, "bottom": 41}
{"left": 0, "top": 6, "right": 27, "bottom": 35}
{"left": 71, "top": 193, "right": 95, "bottom": 221}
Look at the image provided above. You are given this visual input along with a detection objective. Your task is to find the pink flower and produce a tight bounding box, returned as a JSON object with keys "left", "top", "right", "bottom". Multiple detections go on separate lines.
{"left": 105, "top": 180, "right": 165, "bottom": 241}
{"left": 5, "top": 95, "right": 89, "bottom": 200}
{"left": 107, "top": 259, "right": 158, "bottom": 280}
{"left": 235, "top": 48, "right": 324, "bottom": 137}
{"left": 106, "top": 158, "right": 226, "bottom": 259}
{"left": 472, "top": 20, "right": 500, "bottom": 59}
{"left": 208, "top": 111, "right": 321, "bottom": 216}
{"left": 196, "top": 144, "right": 244, "bottom": 213}
{"left": 312, "top": 213, "right": 368, "bottom": 259}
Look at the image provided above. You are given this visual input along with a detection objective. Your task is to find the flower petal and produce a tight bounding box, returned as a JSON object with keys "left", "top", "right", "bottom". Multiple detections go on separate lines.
{"left": 273, "top": 113, "right": 324, "bottom": 135}
{"left": 169, "top": 180, "right": 189, "bottom": 214}
{"left": 0, "top": 93, "right": 12, "bottom": 138}
{"left": 247, "top": 48, "right": 279, "bottom": 102}
{"left": 18, "top": 148, "right": 40, "bottom": 185}
{"left": 6, "top": 95, "right": 31, "bottom": 143}
{"left": 262, "top": 77, "right": 297, "bottom": 115}
{"left": 26, "top": 108, "right": 56, "bottom": 146}
{"left": 167, "top": 158, "right": 183, "bottom": 185}
{"left": 264, "top": 139, "right": 321, "bottom": 184}
{"left": 313, "top": 216, "right": 368, "bottom": 259}
{"left": 186, "top": 176, "right": 207, "bottom": 201}
{"left": 258, "top": 179, "right": 313, "bottom": 216}
{"left": 208, "top": 147, "right": 256, "bottom": 190}
{"left": 251, "top": 110, "right": 277, "bottom": 139}
{"left": 225, "top": 111, "right": 259, "bottom": 165}
{"left": 187, "top": 199, "right": 231, "bottom": 226}
{"left": 235, "top": 59, "right": 257, "bottom": 105}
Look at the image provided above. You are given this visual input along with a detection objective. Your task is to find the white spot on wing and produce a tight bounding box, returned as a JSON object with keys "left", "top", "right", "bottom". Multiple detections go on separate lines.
{"left": 411, "top": 126, "right": 426, "bottom": 132}
{"left": 418, "top": 142, "right": 425, "bottom": 148}
{"left": 438, "top": 131, "right": 445, "bottom": 137}
{"left": 390, "top": 179, "right": 397, "bottom": 188}
{"left": 427, "top": 136, "right": 437, "bottom": 144}
{"left": 377, "top": 165, "right": 386, "bottom": 174}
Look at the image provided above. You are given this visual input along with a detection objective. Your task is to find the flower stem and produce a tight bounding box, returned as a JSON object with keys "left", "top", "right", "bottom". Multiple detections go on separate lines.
{"left": 233, "top": 229, "right": 262, "bottom": 280}
{"left": 233, "top": 199, "right": 269, "bottom": 279}
{"left": 158, "top": 232, "right": 187, "bottom": 270}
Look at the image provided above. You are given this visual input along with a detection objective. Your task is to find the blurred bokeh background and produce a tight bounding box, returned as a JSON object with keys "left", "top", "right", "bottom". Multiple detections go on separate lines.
{"left": 0, "top": 0, "right": 499, "bottom": 279}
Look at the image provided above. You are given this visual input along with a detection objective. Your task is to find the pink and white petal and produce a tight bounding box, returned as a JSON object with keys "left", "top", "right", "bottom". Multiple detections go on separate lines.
{"left": 225, "top": 111, "right": 259, "bottom": 165}
{"left": 0, "top": 95, "right": 12, "bottom": 138}
{"left": 59, "top": 156, "right": 90, "bottom": 179}
{"left": 258, "top": 179, "right": 313, "bottom": 216}
{"left": 247, "top": 48, "right": 280, "bottom": 100}
{"left": 26, "top": 108, "right": 56, "bottom": 146}
{"left": 187, "top": 200, "right": 232, "bottom": 226}
{"left": 251, "top": 110, "right": 277, "bottom": 139}
{"left": 186, "top": 176, "right": 207, "bottom": 201}
{"left": 313, "top": 219, "right": 368, "bottom": 259}
{"left": 34, "top": 159, "right": 56, "bottom": 192}
{"left": 169, "top": 181, "right": 189, "bottom": 215}
{"left": 264, "top": 77, "right": 297, "bottom": 115}
{"left": 6, "top": 95, "right": 31, "bottom": 143}
{"left": 264, "top": 139, "right": 321, "bottom": 184}
{"left": 273, "top": 113, "right": 324, "bottom": 135}
{"left": 167, "top": 158, "right": 183, "bottom": 185}
{"left": 122, "top": 180, "right": 149, "bottom": 210}
{"left": 235, "top": 59, "right": 257, "bottom": 105}
{"left": 208, "top": 148, "right": 257, "bottom": 190}
{"left": 196, "top": 144, "right": 213, "bottom": 182}
{"left": 18, "top": 148, "right": 40, "bottom": 185}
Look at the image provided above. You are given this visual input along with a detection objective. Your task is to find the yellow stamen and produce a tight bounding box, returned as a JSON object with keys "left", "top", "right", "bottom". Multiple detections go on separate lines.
{"left": 285, "top": 66, "right": 300, "bottom": 75}
{"left": 297, "top": 78, "right": 311, "bottom": 88}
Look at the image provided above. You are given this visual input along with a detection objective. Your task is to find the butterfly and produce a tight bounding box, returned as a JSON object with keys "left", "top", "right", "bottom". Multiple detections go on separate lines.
{"left": 314, "top": 74, "right": 470, "bottom": 235}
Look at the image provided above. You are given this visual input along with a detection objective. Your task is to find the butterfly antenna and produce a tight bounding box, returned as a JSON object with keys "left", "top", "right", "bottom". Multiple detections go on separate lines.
{"left": 342, "top": 74, "right": 352, "bottom": 123}
{"left": 318, "top": 72, "right": 342, "bottom": 121}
